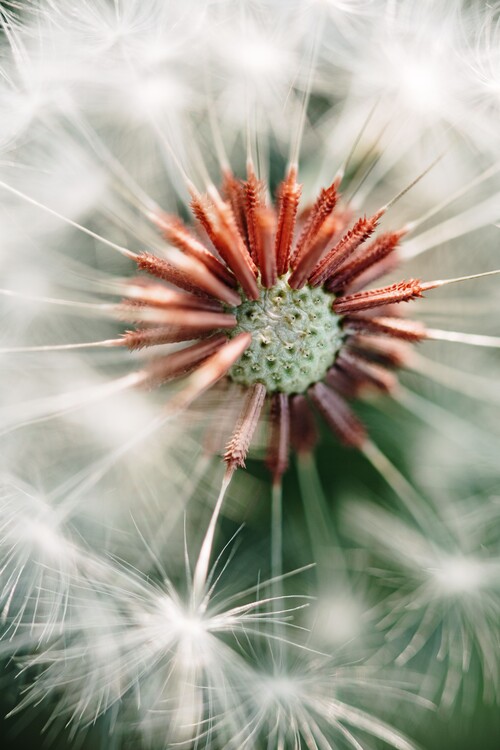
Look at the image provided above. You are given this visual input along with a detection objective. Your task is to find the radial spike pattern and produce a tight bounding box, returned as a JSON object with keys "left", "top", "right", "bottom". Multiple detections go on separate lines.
{"left": 328, "top": 230, "right": 405, "bottom": 292}
{"left": 101, "top": 163, "right": 447, "bottom": 477}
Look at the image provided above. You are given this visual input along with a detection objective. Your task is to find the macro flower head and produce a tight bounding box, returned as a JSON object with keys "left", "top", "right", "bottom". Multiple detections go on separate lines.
{"left": 2, "top": 0, "right": 500, "bottom": 748}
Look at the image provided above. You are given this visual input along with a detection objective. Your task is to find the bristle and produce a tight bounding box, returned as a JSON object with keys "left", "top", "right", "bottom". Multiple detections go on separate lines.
{"left": 308, "top": 209, "right": 384, "bottom": 287}
{"left": 290, "top": 394, "right": 319, "bottom": 455}
{"left": 266, "top": 393, "right": 290, "bottom": 483}
{"left": 152, "top": 212, "right": 237, "bottom": 287}
{"left": 333, "top": 279, "right": 424, "bottom": 315}
{"left": 142, "top": 335, "right": 227, "bottom": 387}
{"left": 344, "top": 316, "right": 427, "bottom": 342}
{"left": 136, "top": 252, "right": 241, "bottom": 306}
{"left": 308, "top": 382, "right": 367, "bottom": 448}
{"left": 223, "top": 383, "right": 267, "bottom": 469}
{"left": 328, "top": 230, "right": 404, "bottom": 292}
{"left": 191, "top": 192, "right": 259, "bottom": 300}
{"left": 274, "top": 166, "right": 302, "bottom": 276}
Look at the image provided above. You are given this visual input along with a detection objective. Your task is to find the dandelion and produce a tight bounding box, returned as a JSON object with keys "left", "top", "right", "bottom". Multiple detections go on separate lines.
{"left": 343, "top": 494, "right": 500, "bottom": 709}
{"left": 1, "top": 0, "right": 500, "bottom": 747}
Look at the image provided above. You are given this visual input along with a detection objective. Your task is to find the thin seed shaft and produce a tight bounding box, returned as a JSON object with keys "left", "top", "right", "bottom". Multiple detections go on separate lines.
{"left": 308, "top": 382, "right": 367, "bottom": 448}
{"left": 333, "top": 279, "right": 424, "bottom": 314}
{"left": 266, "top": 393, "right": 290, "bottom": 483}
{"left": 224, "top": 383, "right": 267, "bottom": 469}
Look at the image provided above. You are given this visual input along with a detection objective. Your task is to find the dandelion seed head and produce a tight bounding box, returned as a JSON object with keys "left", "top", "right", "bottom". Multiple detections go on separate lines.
{"left": 431, "top": 554, "right": 485, "bottom": 596}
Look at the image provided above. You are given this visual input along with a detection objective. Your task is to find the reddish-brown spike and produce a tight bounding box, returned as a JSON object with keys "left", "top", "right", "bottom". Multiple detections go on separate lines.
{"left": 119, "top": 307, "right": 236, "bottom": 330}
{"left": 333, "top": 279, "right": 424, "bottom": 315}
{"left": 136, "top": 252, "right": 241, "bottom": 307}
{"left": 244, "top": 166, "right": 265, "bottom": 264}
{"left": 289, "top": 213, "right": 346, "bottom": 289}
{"left": 342, "top": 253, "right": 400, "bottom": 294}
{"left": 347, "top": 335, "right": 413, "bottom": 369}
{"left": 308, "top": 209, "right": 384, "bottom": 287}
{"left": 142, "top": 334, "right": 227, "bottom": 388}
{"left": 191, "top": 192, "right": 259, "bottom": 300}
{"left": 124, "top": 281, "right": 223, "bottom": 312}
{"left": 255, "top": 207, "right": 277, "bottom": 288}
{"left": 153, "top": 212, "right": 236, "bottom": 287}
{"left": 222, "top": 170, "right": 249, "bottom": 248}
{"left": 266, "top": 393, "right": 290, "bottom": 483}
{"left": 292, "top": 179, "right": 339, "bottom": 263}
{"left": 171, "top": 332, "right": 252, "bottom": 411}
{"left": 202, "top": 381, "right": 242, "bottom": 457}
{"left": 344, "top": 316, "right": 427, "bottom": 342}
{"left": 335, "top": 350, "right": 397, "bottom": 394}
{"left": 308, "top": 382, "right": 367, "bottom": 448}
{"left": 223, "top": 383, "right": 267, "bottom": 469}
{"left": 327, "top": 230, "right": 404, "bottom": 292}
{"left": 124, "top": 327, "right": 212, "bottom": 351}
{"left": 325, "top": 367, "right": 362, "bottom": 398}
{"left": 274, "top": 166, "right": 302, "bottom": 276}
{"left": 290, "top": 394, "right": 319, "bottom": 455}
{"left": 122, "top": 277, "right": 222, "bottom": 312}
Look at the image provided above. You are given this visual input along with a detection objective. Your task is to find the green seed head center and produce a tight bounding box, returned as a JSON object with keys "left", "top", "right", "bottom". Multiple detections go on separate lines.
{"left": 228, "top": 277, "right": 344, "bottom": 394}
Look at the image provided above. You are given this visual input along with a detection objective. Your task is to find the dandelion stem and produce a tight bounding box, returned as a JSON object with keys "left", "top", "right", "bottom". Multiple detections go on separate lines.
{"left": 297, "top": 453, "right": 345, "bottom": 584}
{"left": 271, "top": 479, "right": 283, "bottom": 633}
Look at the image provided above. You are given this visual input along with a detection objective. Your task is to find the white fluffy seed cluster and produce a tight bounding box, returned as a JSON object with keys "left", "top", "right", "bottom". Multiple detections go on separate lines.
{"left": 228, "top": 277, "right": 343, "bottom": 394}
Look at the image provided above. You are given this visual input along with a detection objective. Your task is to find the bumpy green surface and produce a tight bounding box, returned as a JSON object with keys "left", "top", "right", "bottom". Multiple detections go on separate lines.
{"left": 227, "top": 277, "right": 343, "bottom": 394}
